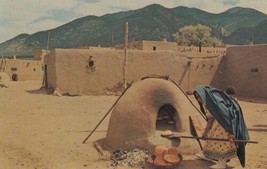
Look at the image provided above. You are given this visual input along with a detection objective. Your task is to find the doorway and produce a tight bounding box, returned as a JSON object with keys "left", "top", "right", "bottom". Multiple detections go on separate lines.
{"left": 12, "top": 74, "right": 18, "bottom": 81}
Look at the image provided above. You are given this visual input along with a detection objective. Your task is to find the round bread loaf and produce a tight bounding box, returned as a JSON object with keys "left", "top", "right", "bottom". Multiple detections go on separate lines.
{"left": 167, "top": 147, "right": 179, "bottom": 156}
{"left": 155, "top": 145, "right": 168, "bottom": 156}
{"left": 163, "top": 154, "right": 181, "bottom": 164}
{"left": 154, "top": 155, "right": 168, "bottom": 166}
{"left": 161, "top": 130, "right": 173, "bottom": 137}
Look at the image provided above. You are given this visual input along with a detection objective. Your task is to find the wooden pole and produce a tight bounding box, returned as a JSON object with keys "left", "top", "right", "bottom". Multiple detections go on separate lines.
{"left": 111, "top": 31, "right": 114, "bottom": 48}
{"left": 168, "top": 77, "right": 207, "bottom": 121}
{"left": 46, "top": 31, "right": 50, "bottom": 51}
{"left": 187, "top": 60, "right": 191, "bottom": 93}
{"left": 189, "top": 116, "right": 203, "bottom": 150}
{"left": 161, "top": 132, "right": 258, "bottom": 144}
{"left": 123, "top": 22, "right": 128, "bottom": 89}
{"left": 82, "top": 81, "right": 133, "bottom": 144}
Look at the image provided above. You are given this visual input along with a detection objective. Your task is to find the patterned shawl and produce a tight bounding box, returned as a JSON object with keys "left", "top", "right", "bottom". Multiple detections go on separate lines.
{"left": 194, "top": 85, "right": 249, "bottom": 167}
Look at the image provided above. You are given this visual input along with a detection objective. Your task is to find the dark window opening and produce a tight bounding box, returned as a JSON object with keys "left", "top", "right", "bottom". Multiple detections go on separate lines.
{"left": 11, "top": 67, "right": 17, "bottom": 71}
{"left": 153, "top": 46, "right": 157, "bottom": 51}
{"left": 33, "top": 68, "right": 36, "bottom": 71}
{"left": 156, "top": 104, "right": 177, "bottom": 131}
{"left": 251, "top": 68, "right": 259, "bottom": 73}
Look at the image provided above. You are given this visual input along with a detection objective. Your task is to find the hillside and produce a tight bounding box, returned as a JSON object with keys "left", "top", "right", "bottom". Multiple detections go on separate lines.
{"left": 224, "top": 19, "right": 267, "bottom": 44}
{"left": 0, "top": 4, "right": 267, "bottom": 57}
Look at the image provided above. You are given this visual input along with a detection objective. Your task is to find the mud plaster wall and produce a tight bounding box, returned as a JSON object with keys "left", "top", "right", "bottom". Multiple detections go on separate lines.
{"left": 177, "top": 46, "right": 226, "bottom": 55}
{"left": 51, "top": 49, "right": 125, "bottom": 95}
{"left": 2, "top": 59, "right": 42, "bottom": 81}
{"left": 45, "top": 50, "right": 57, "bottom": 89}
{"left": 115, "top": 40, "right": 177, "bottom": 50}
{"left": 46, "top": 49, "right": 223, "bottom": 95}
{"left": 126, "top": 51, "right": 222, "bottom": 93}
{"left": 141, "top": 41, "right": 177, "bottom": 51}
{"left": 116, "top": 40, "right": 226, "bottom": 54}
{"left": 106, "top": 78, "right": 205, "bottom": 151}
{"left": 222, "top": 45, "right": 267, "bottom": 100}
{"left": 34, "top": 49, "right": 49, "bottom": 66}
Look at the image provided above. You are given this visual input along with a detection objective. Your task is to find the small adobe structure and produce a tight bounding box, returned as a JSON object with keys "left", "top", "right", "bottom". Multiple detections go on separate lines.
{"left": 0, "top": 49, "right": 47, "bottom": 82}
{"left": 0, "top": 57, "right": 42, "bottom": 81}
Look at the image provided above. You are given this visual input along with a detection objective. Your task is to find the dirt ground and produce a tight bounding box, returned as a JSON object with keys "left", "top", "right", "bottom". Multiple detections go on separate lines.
{"left": 0, "top": 80, "right": 266, "bottom": 169}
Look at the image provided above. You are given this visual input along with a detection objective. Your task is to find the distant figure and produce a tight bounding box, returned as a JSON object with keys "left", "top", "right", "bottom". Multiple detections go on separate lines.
{"left": 225, "top": 86, "right": 235, "bottom": 95}
{"left": 193, "top": 85, "right": 249, "bottom": 169}
{"left": 87, "top": 56, "right": 95, "bottom": 72}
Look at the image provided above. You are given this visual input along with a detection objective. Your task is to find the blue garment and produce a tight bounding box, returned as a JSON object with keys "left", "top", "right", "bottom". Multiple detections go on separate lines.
{"left": 194, "top": 85, "right": 249, "bottom": 167}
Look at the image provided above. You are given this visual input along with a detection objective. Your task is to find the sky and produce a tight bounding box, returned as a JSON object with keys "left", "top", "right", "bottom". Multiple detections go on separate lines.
{"left": 0, "top": 0, "right": 267, "bottom": 44}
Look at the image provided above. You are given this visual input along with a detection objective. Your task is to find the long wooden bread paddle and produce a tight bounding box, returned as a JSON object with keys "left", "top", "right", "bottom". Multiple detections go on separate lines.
{"left": 161, "top": 131, "right": 258, "bottom": 144}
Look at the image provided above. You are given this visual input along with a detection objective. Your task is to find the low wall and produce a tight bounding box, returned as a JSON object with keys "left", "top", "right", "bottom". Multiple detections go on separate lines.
{"left": 46, "top": 49, "right": 223, "bottom": 95}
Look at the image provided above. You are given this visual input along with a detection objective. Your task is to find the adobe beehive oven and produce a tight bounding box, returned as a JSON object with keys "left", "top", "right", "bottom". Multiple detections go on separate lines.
{"left": 105, "top": 78, "right": 204, "bottom": 153}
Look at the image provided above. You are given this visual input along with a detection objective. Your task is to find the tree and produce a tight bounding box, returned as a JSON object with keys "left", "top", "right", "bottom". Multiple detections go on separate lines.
{"left": 173, "top": 24, "right": 222, "bottom": 47}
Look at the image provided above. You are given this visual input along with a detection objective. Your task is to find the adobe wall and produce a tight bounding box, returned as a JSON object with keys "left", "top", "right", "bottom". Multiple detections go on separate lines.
{"left": 222, "top": 45, "right": 267, "bottom": 100}
{"left": 2, "top": 59, "right": 42, "bottom": 81}
{"left": 34, "top": 49, "right": 50, "bottom": 66}
{"left": 115, "top": 41, "right": 227, "bottom": 54}
{"left": 177, "top": 46, "right": 226, "bottom": 55}
{"left": 44, "top": 50, "right": 57, "bottom": 89}
{"left": 126, "top": 51, "right": 222, "bottom": 93}
{"left": 49, "top": 49, "right": 125, "bottom": 95}
{"left": 46, "top": 48, "right": 223, "bottom": 95}
{"left": 128, "top": 41, "right": 143, "bottom": 50}
{"left": 141, "top": 40, "right": 177, "bottom": 51}
{"left": 116, "top": 40, "right": 177, "bottom": 51}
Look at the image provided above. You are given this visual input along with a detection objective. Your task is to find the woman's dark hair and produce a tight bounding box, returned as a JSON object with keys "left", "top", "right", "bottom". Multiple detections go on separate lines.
{"left": 225, "top": 87, "right": 236, "bottom": 95}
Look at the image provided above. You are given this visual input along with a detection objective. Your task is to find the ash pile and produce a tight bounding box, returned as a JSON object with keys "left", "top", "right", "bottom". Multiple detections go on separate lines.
{"left": 110, "top": 148, "right": 149, "bottom": 168}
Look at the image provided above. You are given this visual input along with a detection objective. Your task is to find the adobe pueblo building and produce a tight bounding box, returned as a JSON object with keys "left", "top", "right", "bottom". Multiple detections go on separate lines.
{"left": 44, "top": 41, "right": 223, "bottom": 95}
{"left": 44, "top": 41, "right": 267, "bottom": 101}
{"left": 0, "top": 49, "right": 49, "bottom": 82}
{"left": 218, "top": 44, "right": 267, "bottom": 100}
{"left": 0, "top": 57, "right": 42, "bottom": 82}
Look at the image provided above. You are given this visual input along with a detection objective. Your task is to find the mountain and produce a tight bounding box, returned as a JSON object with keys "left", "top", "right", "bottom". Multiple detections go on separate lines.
{"left": 224, "top": 19, "right": 267, "bottom": 44}
{"left": 1, "top": 4, "right": 267, "bottom": 57}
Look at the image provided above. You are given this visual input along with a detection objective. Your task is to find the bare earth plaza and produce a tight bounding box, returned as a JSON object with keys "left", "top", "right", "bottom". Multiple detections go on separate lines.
{"left": 0, "top": 3, "right": 267, "bottom": 169}
{"left": 1, "top": 40, "right": 267, "bottom": 169}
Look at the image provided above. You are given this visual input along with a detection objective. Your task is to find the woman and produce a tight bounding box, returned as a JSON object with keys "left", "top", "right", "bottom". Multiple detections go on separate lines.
{"left": 193, "top": 85, "right": 249, "bottom": 169}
